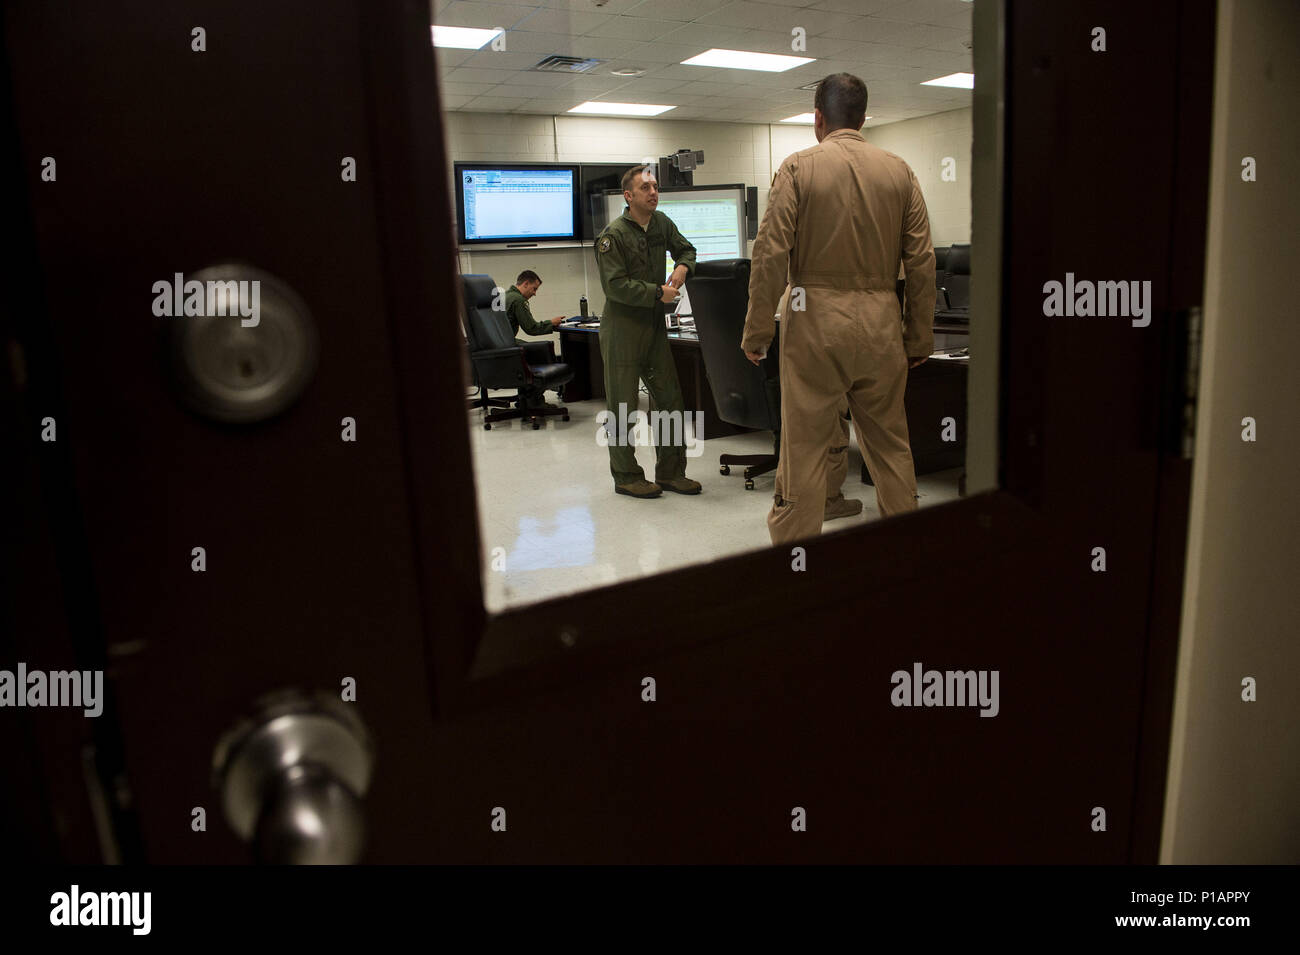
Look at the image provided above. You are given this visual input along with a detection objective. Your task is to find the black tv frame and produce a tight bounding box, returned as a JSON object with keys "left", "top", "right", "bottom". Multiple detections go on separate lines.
{"left": 453, "top": 161, "right": 581, "bottom": 246}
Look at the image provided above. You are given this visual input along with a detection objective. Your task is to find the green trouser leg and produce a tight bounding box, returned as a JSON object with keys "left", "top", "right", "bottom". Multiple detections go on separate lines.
{"left": 599, "top": 317, "right": 688, "bottom": 486}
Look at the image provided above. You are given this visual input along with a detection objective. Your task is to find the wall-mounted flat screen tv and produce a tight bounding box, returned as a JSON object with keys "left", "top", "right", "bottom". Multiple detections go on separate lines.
{"left": 454, "top": 163, "right": 581, "bottom": 247}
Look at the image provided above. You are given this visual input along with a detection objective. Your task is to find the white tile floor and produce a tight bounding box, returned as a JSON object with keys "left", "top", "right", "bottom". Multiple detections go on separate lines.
{"left": 470, "top": 388, "right": 963, "bottom": 612}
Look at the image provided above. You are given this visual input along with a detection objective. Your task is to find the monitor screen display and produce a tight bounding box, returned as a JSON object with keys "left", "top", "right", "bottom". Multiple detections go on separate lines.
{"left": 455, "top": 164, "right": 579, "bottom": 244}
{"left": 601, "top": 185, "right": 747, "bottom": 280}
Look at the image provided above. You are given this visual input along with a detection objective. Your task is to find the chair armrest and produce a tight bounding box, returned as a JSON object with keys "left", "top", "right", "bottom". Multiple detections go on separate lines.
{"left": 471, "top": 346, "right": 532, "bottom": 388}
{"left": 519, "top": 340, "right": 556, "bottom": 365}
{"left": 475, "top": 345, "right": 524, "bottom": 360}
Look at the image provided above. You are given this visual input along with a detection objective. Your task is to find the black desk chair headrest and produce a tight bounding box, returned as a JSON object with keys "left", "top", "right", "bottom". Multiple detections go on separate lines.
{"left": 945, "top": 243, "right": 970, "bottom": 276}
{"left": 693, "top": 258, "right": 750, "bottom": 282}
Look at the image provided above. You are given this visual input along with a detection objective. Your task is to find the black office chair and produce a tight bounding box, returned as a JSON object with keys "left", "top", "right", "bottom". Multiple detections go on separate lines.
{"left": 464, "top": 329, "right": 512, "bottom": 413}
{"left": 460, "top": 274, "right": 573, "bottom": 431}
{"left": 688, "top": 258, "right": 781, "bottom": 489}
{"left": 934, "top": 245, "right": 950, "bottom": 281}
{"left": 937, "top": 243, "right": 971, "bottom": 320}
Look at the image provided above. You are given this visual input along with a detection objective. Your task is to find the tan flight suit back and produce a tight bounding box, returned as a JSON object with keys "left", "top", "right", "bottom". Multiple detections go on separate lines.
{"left": 742, "top": 128, "right": 936, "bottom": 543}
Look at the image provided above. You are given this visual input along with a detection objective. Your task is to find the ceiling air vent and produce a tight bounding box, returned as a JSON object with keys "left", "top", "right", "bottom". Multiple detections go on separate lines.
{"left": 532, "top": 55, "right": 607, "bottom": 74}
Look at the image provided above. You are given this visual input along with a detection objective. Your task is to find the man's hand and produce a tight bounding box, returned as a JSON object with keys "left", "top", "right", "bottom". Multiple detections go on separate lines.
{"left": 550, "top": 315, "right": 565, "bottom": 326}
{"left": 909, "top": 356, "right": 928, "bottom": 369}
{"left": 669, "top": 264, "right": 689, "bottom": 289}
{"left": 744, "top": 349, "right": 765, "bottom": 366}
{"left": 660, "top": 284, "right": 680, "bottom": 304}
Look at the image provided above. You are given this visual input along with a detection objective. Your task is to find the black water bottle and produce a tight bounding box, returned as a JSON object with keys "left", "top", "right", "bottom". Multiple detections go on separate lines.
{"left": 579, "top": 295, "right": 588, "bottom": 319}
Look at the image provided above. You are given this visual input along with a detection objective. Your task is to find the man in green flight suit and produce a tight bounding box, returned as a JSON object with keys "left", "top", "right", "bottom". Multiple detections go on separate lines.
{"left": 503, "top": 269, "right": 564, "bottom": 410}
{"left": 594, "top": 164, "right": 702, "bottom": 498}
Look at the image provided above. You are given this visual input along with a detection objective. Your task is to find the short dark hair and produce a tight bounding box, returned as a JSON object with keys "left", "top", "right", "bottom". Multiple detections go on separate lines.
{"left": 814, "top": 73, "right": 868, "bottom": 131}
{"left": 621, "top": 164, "right": 655, "bottom": 194}
{"left": 516, "top": 270, "right": 541, "bottom": 285}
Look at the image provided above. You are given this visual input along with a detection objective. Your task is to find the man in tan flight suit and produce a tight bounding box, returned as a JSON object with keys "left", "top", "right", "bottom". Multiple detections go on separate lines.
{"left": 774, "top": 284, "right": 861, "bottom": 521}
{"left": 742, "top": 73, "right": 936, "bottom": 544}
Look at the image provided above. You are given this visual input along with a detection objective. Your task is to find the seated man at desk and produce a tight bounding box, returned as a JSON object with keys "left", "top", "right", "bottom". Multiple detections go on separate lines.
{"left": 504, "top": 269, "right": 565, "bottom": 410}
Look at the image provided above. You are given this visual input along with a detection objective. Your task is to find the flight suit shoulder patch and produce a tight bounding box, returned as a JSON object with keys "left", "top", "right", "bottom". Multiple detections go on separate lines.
{"left": 598, "top": 235, "right": 612, "bottom": 254}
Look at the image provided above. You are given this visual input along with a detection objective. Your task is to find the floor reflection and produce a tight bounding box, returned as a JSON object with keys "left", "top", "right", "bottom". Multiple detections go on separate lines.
{"left": 471, "top": 394, "right": 963, "bottom": 613}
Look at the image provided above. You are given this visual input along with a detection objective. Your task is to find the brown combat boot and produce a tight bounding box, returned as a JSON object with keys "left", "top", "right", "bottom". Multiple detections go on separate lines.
{"left": 658, "top": 477, "right": 702, "bottom": 495}
{"left": 615, "top": 479, "right": 662, "bottom": 498}
{"left": 823, "top": 494, "right": 863, "bottom": 520}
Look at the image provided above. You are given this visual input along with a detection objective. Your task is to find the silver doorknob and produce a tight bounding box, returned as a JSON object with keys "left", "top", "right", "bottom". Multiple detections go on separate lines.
{"left": 166, "top": 264, "right": 319, "bottom": 424}
{"left": 213, "top": 690, "right": 374, "bottom": 864}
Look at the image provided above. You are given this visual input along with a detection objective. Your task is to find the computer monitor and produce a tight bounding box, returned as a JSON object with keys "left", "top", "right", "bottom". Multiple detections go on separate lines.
{"left": 578, "top": 163, "right": 635, "bottom": 241}
{"left": 454, "top": 163, "right": 581, "bottom": 247}
{"left": 599, "top": 183, "right": 748, "bottom": 281}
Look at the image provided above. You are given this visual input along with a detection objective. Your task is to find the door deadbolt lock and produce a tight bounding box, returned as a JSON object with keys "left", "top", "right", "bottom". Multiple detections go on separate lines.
{"left": 213, "top": 690, "right": 374, "bottom": 864}
{"left": 167, "top": 264, "right": 318, "bottom": 424}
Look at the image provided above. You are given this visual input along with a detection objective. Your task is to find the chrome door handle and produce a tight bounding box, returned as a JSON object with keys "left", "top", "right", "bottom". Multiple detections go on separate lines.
{"left": 213, "top": 690, "right": 374, "bottom": 864}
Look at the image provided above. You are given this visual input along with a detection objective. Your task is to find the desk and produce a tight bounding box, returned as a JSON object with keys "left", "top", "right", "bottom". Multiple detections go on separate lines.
{"left": 861, "top": 353, "right": 969, "bottom": 483}
{"left": 556, "top": 324, "right": 753, "bottom": 440}
{"left": 558, "top": 322, "right": 970, "bottom": 477}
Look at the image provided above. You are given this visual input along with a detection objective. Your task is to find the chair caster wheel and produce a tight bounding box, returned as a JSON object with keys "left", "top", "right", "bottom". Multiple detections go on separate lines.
{"left": 561, "top": 414, "right": 570, "bottom": 422}
{"left": 744, "top": 479, "right": 755, "bottom": 490}
{"left": 484, "top": 423, "right": 492, "bottom": 430}
{"left": 720, "top": 465, "right": 730, "bottom": 475}
{"left": 531, "top": 420, "right": 541, "bottom": 430}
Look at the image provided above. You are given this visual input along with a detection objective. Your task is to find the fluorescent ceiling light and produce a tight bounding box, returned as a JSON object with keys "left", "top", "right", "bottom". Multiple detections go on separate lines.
{"left": 431, "top": 25, "right": 501, "bottom": 50}
{"left": 681, "top": 49, "right": 814, "bottom": 73}
{"left": 921, "top": 72, "right": 975, "bottom": 89}
{"left": 780, "top": 112, "right": 872, "bottom": 124}
{"left": 568, "top": 101, "right": 676, "bottom": 116}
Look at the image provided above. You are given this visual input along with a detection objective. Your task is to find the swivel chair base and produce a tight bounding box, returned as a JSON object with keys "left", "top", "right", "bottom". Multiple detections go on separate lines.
{"left": 719, "top": 453, "right": 777, "bottom": 490}
{"left": 483, "top": 402, "right": 570, "bottom": 431}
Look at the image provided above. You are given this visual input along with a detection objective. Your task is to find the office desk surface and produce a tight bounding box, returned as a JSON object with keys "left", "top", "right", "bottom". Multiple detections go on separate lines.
{"left": 556, "top": 323, "right": 748, "bottom": 440}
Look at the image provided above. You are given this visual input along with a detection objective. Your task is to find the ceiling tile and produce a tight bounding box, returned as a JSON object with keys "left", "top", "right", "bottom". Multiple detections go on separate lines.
{"left": 492, "top": 82, "right": 562, "bottom": 97}
{"left": 462, "top": 48, "right": 560, "bottom": 69}
{"left": 514, "top": 8, "right": 613, "bottom": 33}
{"left": 466, "top": 95, "right": 531, "bottom": 109}
{"left": 835, "top": 16, "right": 918, "bottom": 43}
{"left": 441, "top": 81, "right": 502, "bottom": 95}
{"left": 433, "top": 0, "right": 973, "bottom": 126}
{"left": 541, "top": 0, "right": 645, "bottom": 11}
{"left": 885, "top": 23, "right": 970, "bottom": 51}
{"left": 875, "top": 0, "right": 972, "bottom": 26}
{"left": 628, "top": 41, "right": 719, "bottom": 64}
{"left": 444, "top": 66, "right": 523, "bottom": 84}
{"left": 655, "top": 23, "right": 755, "bottom": 49}
{"left": 583, "top": 16, "right": 680, "bottom": 41}
{"left": 807, "top": 0, "right": 899, "bottom": 14}
{"left": 434, "top": 1, "right": 540, "bottom": 29}
{"left": 623, "top": 0, "right": 736, "bottom": 21}
{"left": 602, "top": 76, "right": 692, "bottom": 92}
{"left": 433, "top": 48, "right": 476, "bottom": 69}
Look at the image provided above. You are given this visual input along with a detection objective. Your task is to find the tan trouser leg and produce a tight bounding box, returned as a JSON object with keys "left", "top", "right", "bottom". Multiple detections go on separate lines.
{"left": 846, "top": 358, "right": 918, "bottom": 518}
{"left": 826, "top": 400, "right": 851, "bottom": 502}
{"left": 768, "top": 388, "right": 842, "bottom": 545}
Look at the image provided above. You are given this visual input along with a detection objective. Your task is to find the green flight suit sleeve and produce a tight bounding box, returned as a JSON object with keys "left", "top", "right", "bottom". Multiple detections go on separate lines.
{"left": 664, "top": 216, "right": 697, "bottom": 280}
{"left": 505, "top": 288, "right": 554, "bottom": 336}
{"left": 596, "top": 231, "right": 660, "bottom": 308}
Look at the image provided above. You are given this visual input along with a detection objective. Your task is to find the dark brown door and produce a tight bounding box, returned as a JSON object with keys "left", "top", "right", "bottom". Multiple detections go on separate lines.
{"left": 1, "top": 0, "right": 1213, "bottom": 863}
